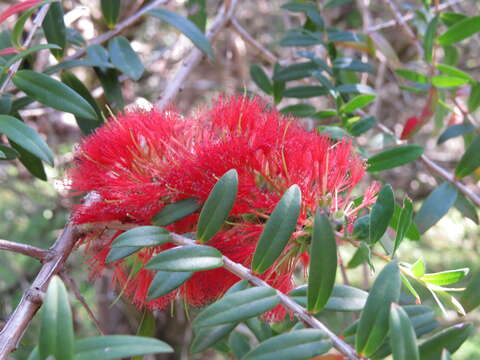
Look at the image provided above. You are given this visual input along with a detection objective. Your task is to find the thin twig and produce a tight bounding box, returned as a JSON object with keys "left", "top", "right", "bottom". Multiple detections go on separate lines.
{"left": 155, "top": 0, "right": 239, "bottom": 109}
{"left": 0, "top": 3, "right": 52, "bottom": 94}
{"left": 170, "top": 233, "right": 361, "bottom": 360}
{"left": 0, "top": 224, "right": 81, "bottom": 358}
{"left": 59, "top": 271, "right": 105, "bottom": 335}
{"left": 0, "top": 239, "right": 52, "bottom": 262}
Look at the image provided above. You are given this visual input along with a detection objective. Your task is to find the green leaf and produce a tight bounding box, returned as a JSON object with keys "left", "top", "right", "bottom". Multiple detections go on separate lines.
{"left": 461, "top": 271, "right": 480, "bottom": 312}
{"left": 0, "top": 144, "right": 19, "bottom": 160}
{"left": 411, "top": 257, "right": 426, "bottom": 278}
{"left": 440, "top": 13, "right": 467, "bottom": 27}
{"left": 468, "top": 82, "right": 480, "bottom": 113}
{"left": 441, "top": 349, "right": 452, "bottom": 360}
{"left": 367, "top": 145, "right": 424, "bottom": 172}
{"left": 418, "top": 323, "right": 473, "bottom": 360}
{"left": 108, "top": 36, "right": 144, "bottom": 80}
{"left": 283, "top": 86, "right": 328, "bottom": 98}
{"left": 11, "top": 1, "right": 50, "bottom": 48}
{"left": 454, "top": 193, "right": 479, "bottom": 224}
{"left": 11, "top": 140, "right": 47, "bottom": 180}
{"left": 106, "top": 246, "right": 140, "bottom": 263}
{"left": 395, "top": 69, "right": 429, "bottom": 84}
{"left": 42, "top": 2, "right": 66, "bottom": 59}
{"left": 250, "top": 64, "right": 273, "bottom": 95}
{"left": 75, "top": 336, "right": 173, "bottom": 360}
{"left": 424, "top": 16, "right": 439, "bottom": 63}
{"left": 148, "top": 8, "right": 213, "bottom": 58}
{"left": 280, "top": 103, "right": 316, "bottom": 117}
{"left": 273, "top": 62, "right": 317, "bottom": 82}
{"left": 390, "top": 204, "right": 420, "bottom": 241}
{"left": 0, "top": 115, "right": 54, "bottom": 166}
{"left": 389, "top": 304, "right": 419, "bottom": 360}
{"left": 39, "top": 276, "right": 74, "bottom": 360}
{"left": 333, "top": 57, "right": 372, "bottom": 73}
{"left": 279, "top": 29, "right": 323, "bottom": 47}
{"left": 96, "top": 68, "right": 124, "bottom": 111}
{"left": 436, "top": 64, "right": 475, "bottom": 83}
{"left": 243, "top": 329, "right": 331, "bottom": 360}
{"left": 369, "top": 184, "right": 395, "bottom": 244}
{"left": 13, "top": 70, "right": 97, "bottom": 120}
{"left": 393, "top": 198, "right": 413, "bottom": 255}
{"left": 228, "top": 331, "right": 251, "bottom": 359}
{"left": 153, "top": 198, "right": 200, "bottom": 226}
{"left": 348, "top": 115, "right": 377, "bottom": 136}
{"left": 421, "top": 268, "right": 469, "bottom": 286}
{"left": 273, "top": 63, "right": 285, "bottom": 104}
{"left": 340, "top": 94, "right": 375, "bottom": 113}
{"left": 147, "top": 271, "right": 193, "bottom": 300}
{"left": 1, "top": 44, "right": 62, "bottom": 73}
{"left": 101, "top": 0, "right": 121, "bottom": 28}
{"left": 327, "top": 29, "right": 362, "bottom": 42}
{"left": 356, "top": 261, "right": 401, "bottom": 357}
{"left": 337, "top": 83, "right": 376, "bottom": 95}
{"left": 251, "top": 185, "right": 301, "bottom": 274}
{"left": 437, "top": 122, "right": 476, "bottom": 145}
{"left": 455, "top": 134, "right": 480, "bottom": 178}
{"left": 290, "top": 284, "right": 368, "bottom": 312}
{"left": 281, "top": 2, "right": 324, "bottom": 29}
{"left": 307, "top": 212, "right": 337, "bottom": 313}
{"left": 197, "top": 169, "right": 238, "bottom": 243}
{"left": 187, "top": 0, "right": 207, "bottom": 32}
{"left": 347, "top": 243, "right": 371, "bottom": 269}
{"left": 132, "top": 311, "right": 156, "bottom": 360}
{"left": 146, "top": 245, "right": 223, "bottom": 272}
{"left": 193, "top": 287, "right": 280, "bottom": 328}
{"left": 432, "top": 75, "right": 469, "bottom": 88}
{"left": 111, "top": 226, "right": 170, "bottom": 247}
{"left": 414, "top": 182, "right": 458, "bottom": 233}
{"left": 437, "top": 15, "right": 480, "bottom": 46}
{"left": 245, "top": 318, "right": 273, "bottom": 342}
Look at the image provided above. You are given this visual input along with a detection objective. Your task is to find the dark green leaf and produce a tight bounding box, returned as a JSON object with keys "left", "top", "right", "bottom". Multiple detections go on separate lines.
{"left": 273, "top": 62, "right": 317, "bottom": 82}
{"left": 283, "top": 86, "right": 328, "bottom": 98}
{"left": 96, "top": 68, "right": 125, "bottom": 111}
{"left": 340, "top": 94, "right": 375, "bottom": 113}
{"left": 454, "top": 193, "right": 479, "bottom": 224}
{"left": 108, "top": 36, "right": 144, "bottom": 80}
{"left": 418, "top": 323, "right": 473, "bottom": 360}
{"left": 468, "top": 82, "right": 480, "bottom": 113}
{"left": 369, "top": 184, "right": 395, "bottom": 244}
{"left": 347, "top": 243, "right": 371, "bottom": 269}
{"left": 390, "top": 204, "right": 420, "bottom": 241}
{"left": 414, "top": 182, "right": 458, "bottom": 233}
{"left": 106, "top": 246, "right": 140, "bottom": 263}
{"left": 11, "top": 2, "right": 46, "bottom": 48}
{"left": 11, "top": 141, "right": 47, "bottom": 180}
{"left": 333, "top": 57, "right": 372, "bottom": 73}
{"left": 455, "top": 134, "right": 480, "bottom": 178}
{"left": 348, "top": 115, "right": 377, "bottom": 136}
{"left": 197, "top": 169, "right": 238, "bottom": 243}
{"left": 42, "top": 2, "right": 66, "bottom": 59}
{"left": 327, "top": 29, "right": 362, "bottom": 42}
{"left": 228, "top": 331, "right": 251, "bottom": 359}
{"left": 147, "top": 271, "right": 193, "bottom": 299}
{"left": 1, "top": 44, "right": 62, "bottom": 73}
{"left": 442, "top": 45, "right": 459, "bottom": 66}
{"left": 353, "top": 215, "right": 369, "bottom": 240}
{"left": 153, "top": 198, "right": 200, "bottom": 226}
{"left": 280, "top": 103, "right": 316, "bottom": 117}
{"left": 280, "top": 29, "right": 323, "bottom": 47}
{"left": 111, "top": 226, "right": 170, "bottom": 247}
{"left": 337, "top": 83, "right": 376, "bottom": 95}
{"left": 440, "top": 13, "right": 467, "bottom": 27}
{"left": 437, "top": 122, "right": 476, "bottom": 145}
{"left": 148, "top": 8, "right": 213, "bottom": 58}
{"left": 273, "top": 63, "right": 285, "bottom": 104}
{"left": 281, "top": 2, "right": 324, "bottom": 29}
{"left": 251, "top": 185, "right": 301, "bottom": 274}
{"left": 13, "top": 70, "right": 97, "bottom": 120}
{"left": 307, "top": 212, "right": 337, "bottom": 313}
{"left": 367, "top": 145, "right": 424, "bottom": 172}
{"left": 146, "top": 245, "right": 223, "bottom": 272}
{"left": 356, "top": 261, "right": 401, "bottom": 357}
{"left": 393, "top": 198, "right": 413, "bottom": 255}
{"left": 395, "top": 69, "right": 429, "bottom": 84}
{"left": 245, "top": 318, "right": 273, "bottom": 342}
{"left": 437, "top": 15, "right": 480, "bottom": 46}
{"left": 194, "top": 287, "right": 279, "bottom": 328}
{"left": 389, "top": 304, "right": 419, "bottom": 360}
{"left": 44, "top": 59, "right": 114, "bottom": 75}
{"left": 461, "top": 271, "right": 480, "bottom": 312}
{"left": 39, "top": 276, "right": 74, "bottom": 360}
{"left": 66, "top": 28, "right": 86, "bottom": 46}
{"left": 0, "top": 115, "right": 54, "bottom": 166}
{"left": 250, "top": 64, "right": 273, "bottom": 95}
{"left": 187, "top": 0, "right": 207, "bottom": 32}
{"left": 101, "top": 0, "right": 121, "bottom": 28}
{"left": 424, "top": 16, "right": 439, "bottom": 63}
{"left": 0, "top": 144, "right": 19, "bottom": 160}
{"left": 75, "top": 336, "right": 173, "bottom": 360}
{"left": 243, "top": 329, "right": 331, "bottom": 360}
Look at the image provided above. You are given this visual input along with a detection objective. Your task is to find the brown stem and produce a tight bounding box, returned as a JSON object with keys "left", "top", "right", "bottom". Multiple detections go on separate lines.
{"left": 0, "top": 239, "right": 52, "bottom": 262}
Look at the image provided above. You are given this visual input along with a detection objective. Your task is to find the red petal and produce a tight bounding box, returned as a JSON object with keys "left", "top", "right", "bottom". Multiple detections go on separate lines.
{"left": 0, "top": 0, "right": 42, "bottom": 25}
{"left": 0, "top": 47, "right": 18, "bottom": 56}
{"left": 400, "top": 116, "right": 421, "bottom": 140}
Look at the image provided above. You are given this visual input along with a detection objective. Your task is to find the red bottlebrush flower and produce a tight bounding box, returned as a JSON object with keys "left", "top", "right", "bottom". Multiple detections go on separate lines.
{"left": 69, "top": 95, "right": 373, "bottom": 320}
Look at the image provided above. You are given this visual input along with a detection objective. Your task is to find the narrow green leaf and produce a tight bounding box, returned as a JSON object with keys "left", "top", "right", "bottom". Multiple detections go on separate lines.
{"left": 245, "top": 318, "right": 273, "bottom": 342}
{"left": 432, "top": 75, "right": 469, "bottom": 88}
{"left": 13, "top": 70, "right": 97, "bottom": 120}
{"left": 283, "top": 85, "right": 328, "bottom": 98}
{"left": 290, "top": 284, "right": 368, "bottom": 312}
{"left": 307, "top": 212, "right": 337, "bottom": 313}
{"left": 389, "top": 304, "right": 419, "bottom": 360}
{"left": 11, "top": 2, "right": 47, "bottom": 48}
{"left": 11, "top": 140, "right": 47, "bottom": 180}
{"left": 273, "top": 62, "right": 317, "bottom": 82}
{"left": 347, "top": 243, "right": 371, "bottom": 269}
{"left": 414, "top": 182, "right": 458, "bottom": 233}
{"left": 0, "top": 144, "right": 19, "bottom": 160}
{"left": 95, "top": 68, "right": 125, "bottom": 111}
{"left": 279, "top": 29, "right": 323, "bottom": 47}
{"left": 197, "top": 169, "right": 238, "bottom": 243}
{"left": 101, "top": 0, "right": 121, "bottom": 28}
{"left": 280, "top": 103, "right": 316, "bottom": 117}
{"left": 390, "top": 204, "right": 420, "bottom": 241}
{"left": 106, "top": 246, "right": 140, "bottom": 263}
{"left": 340, "top": 94, "right": 376, "bottom": 113}
{"left": 147, "top": 271, "right": 193, "bottom": 300}
{"left": 437, "top": 15, "right": 480, "bottom": 46}
{"left": 42, "top": 2, "right": 66, "bottom": 59}
{"left": 367, "top": 145, "right": 424, "bottom": 172}
{"left": 440, "top": 13, "right": 467, "bottom": 27}
{"left": 148, "top": 8, "right": 213, "bottom": 58}
{"left": 411, "top": 257, "right": 426, "bottom": 278}
{"left": 455, "top": 134, "right": 480, "bottom": 178}
{"left": 187, "top": 0, "right": 207, "bottom": 32}
{"left": 348, "top": 115, "right": 377, "bottom": 136}
{"left": 250, "top": 64, "right": 273, "bottom": 95}
{"left": 273, "top": 63, "right": 285, "bottom": 104}
{"left": 333, "top": 57, "right": 372, "bottom": 73}
{"left": 337, "top": 83, "right": 376, "bottom": 95}
{"left": 75, "top": 336, "right": 173, "bottom": 360}
{"left": 243, "top": 329, "right": 331, "bottom": 360}
{"left": 418, "top": 323, "right": 473, "bottom": 360}
{"left": 0, "top": 115, "right": 54, "bottom": 166}
{"left": 356, "top": 261, "right": 401, "bottom": 357}
{"left": 424, "top": 16, "right": 439, "bottom": 63}
{"left": 39, "top": 276, "right": 74, "bottom": 360}
{"left": 193, "top": 287, "right": 279, "bottom": 328}
{"left": 461, "top": 271, "right": 480, "bottom": 312}
{"left": 228, "top": 331, "right": 251, "bottom": 359}
{"left": 421, "top": 268, "right": 469, "bottom": 286}
{"left": 132, "top": 311, "right": 156, "bottom": 360}
{"left": 153, "top": 198, "right": 200, "bottom": 226}
{"left": 454, "top": 192, "right": 479, "bottom": 224}
{"left": 108, "top": 36, "right": 144, "bottom": 80}
{"left": 369, "top": 184, "right": 395, "bottom": 244}
{"left": 111, "top": 226, "right": 170, "bottom": 247}
{"left": 395, "top": 69, "right": 429, "bottom": 84}
{"left": 251, "top": 185, "right": 301, "bottom": 274}
{"left": 436, "top": 64, "right": 475, "bottom": 83}
{"left": 437, "top": 122, "right": 476, "bottom": 145}
{"left": 393, "top": 198, "right": 413, "bottom": 255}
{"left": 281, "top": 2, "right": 324, "bottom": 29}
{"left": 146, "top": 245, "right": 223, "bottom": 272}
{"left": 468, "top": 82, "right": 480, "bottom": 113}
{"left": 1, "top": 44, "right": 61, "bottom": 73}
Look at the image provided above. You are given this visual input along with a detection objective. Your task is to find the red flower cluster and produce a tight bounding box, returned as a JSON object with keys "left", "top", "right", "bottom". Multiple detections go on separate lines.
{"left": 69, "top": 96, "right": 377, "bottom": 320}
